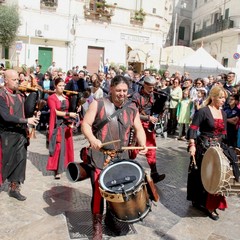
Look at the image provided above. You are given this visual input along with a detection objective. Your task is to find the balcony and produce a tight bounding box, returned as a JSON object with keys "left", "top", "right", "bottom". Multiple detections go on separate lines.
{"left": 130, "top": 9, "right": 146, "bottom": 26}
{"left": 84, "top": 2, "right": 115, "bottom": 23}
{"left": 40, "top": 0, "right": 58, "bottom": 10}
{"left": 193, "top": 19, "right": 234, "bottom": 40}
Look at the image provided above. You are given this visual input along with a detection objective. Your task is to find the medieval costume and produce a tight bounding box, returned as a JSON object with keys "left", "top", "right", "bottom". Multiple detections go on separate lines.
{"left": 187, "top": 106, "right": 228, "bottom": 211}
{"left": 0, "top": 87, "right": 29, "bottom": 201}
{"left": 46, "top": 94, "right": 74, "bottom": 176}
{"left": 132, "top": 77, "right": 166, "bottom": 183}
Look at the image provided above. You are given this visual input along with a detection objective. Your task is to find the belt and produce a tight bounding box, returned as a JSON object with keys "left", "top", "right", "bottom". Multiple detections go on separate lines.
{"left": 198, "top": 136, "right": 222, "bottom": 149}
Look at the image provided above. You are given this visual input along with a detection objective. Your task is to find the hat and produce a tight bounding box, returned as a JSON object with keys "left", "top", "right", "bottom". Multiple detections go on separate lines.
{"left": 144, "top": 76, "right": 156, "bottom": 85}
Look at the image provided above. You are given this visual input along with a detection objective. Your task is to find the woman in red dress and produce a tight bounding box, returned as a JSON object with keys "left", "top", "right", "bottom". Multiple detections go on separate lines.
{"left": 187, "top": 85, "right": 228, "bottom": 220}
{"left": 46, "top": 78, "right": 78, "bottom": 179}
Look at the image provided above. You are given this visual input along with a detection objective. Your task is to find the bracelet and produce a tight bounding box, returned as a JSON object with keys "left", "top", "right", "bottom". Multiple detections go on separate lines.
{"left": 189, "top": 143, "right": 196, "bottom": 147}
{"left": 65, "top": 112, "right": 70, "bottom": 117}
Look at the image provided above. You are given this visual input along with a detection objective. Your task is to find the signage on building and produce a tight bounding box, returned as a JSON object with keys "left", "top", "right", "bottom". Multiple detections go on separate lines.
{"left": 233, "top": 52, "right": 240, "bottom": 60}
{"left": 121, "top": 33, "right": 149, "bottom": 43}
{"left": 16, "top": 41, "right": 23, "bottom": 53}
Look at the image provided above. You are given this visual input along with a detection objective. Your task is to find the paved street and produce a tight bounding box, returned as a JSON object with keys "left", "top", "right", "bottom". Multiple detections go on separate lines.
{"left": 0, "top": 131, "right": 240, "bottom": 240}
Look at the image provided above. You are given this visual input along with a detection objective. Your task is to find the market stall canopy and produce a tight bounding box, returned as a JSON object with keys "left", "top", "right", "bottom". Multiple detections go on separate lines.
{"left": 161, "top": 46, "right": 195, "bottom": 66}
{"left": 167, "top": 47, "right": 229, "bottom": 79}
{"left": 178, "top": 47, "right": 226, "bottom": 68}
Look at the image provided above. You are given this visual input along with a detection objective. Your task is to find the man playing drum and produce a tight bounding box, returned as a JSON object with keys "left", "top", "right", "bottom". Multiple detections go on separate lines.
{"left": 81, "top": 75, "right": 147, "bottom": 239}
{"left": 187, "top": 85, "right": 229, "bottom": 220}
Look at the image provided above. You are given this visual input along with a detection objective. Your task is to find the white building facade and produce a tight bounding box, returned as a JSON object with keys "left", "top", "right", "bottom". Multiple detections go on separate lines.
{"left": 191, "top": 0, "right": 240, "bottom": 76}
{"left": 1, "top": 0, "right": 174, "bottom": 74}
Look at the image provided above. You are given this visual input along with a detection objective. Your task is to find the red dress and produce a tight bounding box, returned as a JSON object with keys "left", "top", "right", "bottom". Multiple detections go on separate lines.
{"left": 46, "top": 94, "right": 74, "bottom": 173}
{"left": 188, "top": 106, "right": 228, "bottom": 210}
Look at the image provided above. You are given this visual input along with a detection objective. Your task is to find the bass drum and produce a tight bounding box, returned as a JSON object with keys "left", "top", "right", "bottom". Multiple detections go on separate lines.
{"left": 99, "top": 159, "right": 151, "bottom": 223}
{"left": 201, "top": 146, "right": 232, "bottom": 195}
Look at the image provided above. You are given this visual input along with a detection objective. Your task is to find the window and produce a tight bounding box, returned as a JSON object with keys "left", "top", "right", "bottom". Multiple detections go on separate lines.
{"left": 223, "top": 58, "right": 228, "bottom": 67}
{"left": 195, "top": 0, "right": 198, "bottom": 9}
{"left": 225, "top": 8, "right": 229, "bottom": 19}
{"left": 179, "top": 26, "right": 185, "bottom": 40}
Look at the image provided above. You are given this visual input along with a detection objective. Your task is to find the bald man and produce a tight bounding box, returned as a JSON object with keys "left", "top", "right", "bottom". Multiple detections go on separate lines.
{"left": 0, "top": 69, "right": 40, "bottom": 201}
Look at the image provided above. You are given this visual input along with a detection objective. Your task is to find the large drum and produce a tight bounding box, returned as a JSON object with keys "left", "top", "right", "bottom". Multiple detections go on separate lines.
{"left": 99, "top": 159, "right": 151, "bottom": 223}
{"left": 201, "top": 146, "right": 232, "bottom": 195}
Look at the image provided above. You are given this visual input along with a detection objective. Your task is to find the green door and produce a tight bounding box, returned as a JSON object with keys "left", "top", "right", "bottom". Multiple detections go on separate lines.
{"left": 38, "top": 47, "right": 52, "bottom": 73}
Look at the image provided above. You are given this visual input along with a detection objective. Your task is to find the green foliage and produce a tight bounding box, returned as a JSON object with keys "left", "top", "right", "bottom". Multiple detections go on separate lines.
{"left": 134, "top": 8, "right": 146, "bottom": 21}
{"left": 158, "top": 69, "right": 167, "bottom": 76}
{"left": 5, "top": 60, "right": 12, "bottom": 69}
{"left": 0, "top": 5, "right": 21, "bottom": 47}
{"left": 119, "top": 65, "right": 126, "bottom": 72}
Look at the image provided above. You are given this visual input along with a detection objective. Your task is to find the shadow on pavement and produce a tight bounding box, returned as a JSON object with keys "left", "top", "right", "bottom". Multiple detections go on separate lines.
{"left": 28, "top": 151, "right": 53, "bottom": 176}
{"left": 43, "top": 185, "right": 136, "bottom": 239}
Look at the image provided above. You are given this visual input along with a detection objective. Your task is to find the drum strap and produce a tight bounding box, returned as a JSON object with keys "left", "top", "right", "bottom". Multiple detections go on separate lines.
{"left": 103, "top": 99, "right": 121, "bottom": 150}
{"left": 94, "top": 99, "right": 132, "bottom": 134}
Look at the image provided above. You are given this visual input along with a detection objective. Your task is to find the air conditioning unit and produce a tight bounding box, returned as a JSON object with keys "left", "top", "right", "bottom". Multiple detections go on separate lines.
{"left": 35, "top": 29, "right": 43, "bottom": 37}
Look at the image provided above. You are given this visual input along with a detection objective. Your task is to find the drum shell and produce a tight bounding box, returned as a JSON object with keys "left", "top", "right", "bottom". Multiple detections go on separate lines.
{"left": 99, "top": 159, "right": 151, "bottom": 223}
{"left": 66, "top": 162, "right": 91, "bottom": 182}
{"left": 107, "top": 184, "right": 150, "bottom": 223}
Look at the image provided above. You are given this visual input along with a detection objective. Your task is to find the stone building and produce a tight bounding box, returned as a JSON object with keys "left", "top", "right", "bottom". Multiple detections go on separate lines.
{"left": 0, "top": 0, "right": 174, "bottom": 74}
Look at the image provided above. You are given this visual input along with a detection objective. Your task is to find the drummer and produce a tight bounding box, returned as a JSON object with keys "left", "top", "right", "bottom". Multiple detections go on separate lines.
{"left": 81, "top": 75, "right": 147, "bottom": 239}
{"left": 187, "top": 85, "right": 228, "bottom": 220}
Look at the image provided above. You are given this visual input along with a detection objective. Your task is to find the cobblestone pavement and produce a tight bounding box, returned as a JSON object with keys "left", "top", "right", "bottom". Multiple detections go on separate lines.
{"left": 0, "top": 131, "right": 240, "bottom": 240}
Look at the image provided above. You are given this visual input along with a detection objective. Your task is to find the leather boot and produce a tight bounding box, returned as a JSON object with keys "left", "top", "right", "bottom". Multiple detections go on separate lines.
{"left": 8, "top": 182, "right": 27, "bottom": 201}
{"left": 92, "top": 214, "right": 102, "bottom": 240}
{"left": 104, "top": 210, "right": 122, "bottom": 236}
{"left": 150, "top": 164, "right": 165, "bottom": 183}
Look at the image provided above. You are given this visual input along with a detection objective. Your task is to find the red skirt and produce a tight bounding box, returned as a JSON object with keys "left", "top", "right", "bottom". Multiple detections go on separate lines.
{"left": 206, "top": 193, "right": 227, "bottom": 210}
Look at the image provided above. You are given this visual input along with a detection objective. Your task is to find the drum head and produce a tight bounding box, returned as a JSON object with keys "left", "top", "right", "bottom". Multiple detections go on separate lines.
{"left": 99, "top": 160, "right": 144, "bottom": 193}
{"left": 201, "top": 147, "right": 224, "bottom": 194}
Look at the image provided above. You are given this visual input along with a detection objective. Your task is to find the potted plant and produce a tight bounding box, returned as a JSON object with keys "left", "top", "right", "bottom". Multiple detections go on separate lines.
{"left": 134, "top": 8, "right": 146, "bottom": 22}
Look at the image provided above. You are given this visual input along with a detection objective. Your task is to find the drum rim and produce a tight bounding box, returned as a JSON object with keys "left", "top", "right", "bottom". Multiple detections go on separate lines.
{"left": 99, "top": 160, "right": 144, "bottom": 193}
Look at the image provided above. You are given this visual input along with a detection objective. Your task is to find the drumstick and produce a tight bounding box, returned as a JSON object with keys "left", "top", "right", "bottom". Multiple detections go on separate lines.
{"left": 101, "top": 139, "right": 121, "bottom": 148}
{"left": 192, "top": 155, "right": 198, "bottom": 170}
{"left": 121, "top": 146, "right": 157, "bottom": 150}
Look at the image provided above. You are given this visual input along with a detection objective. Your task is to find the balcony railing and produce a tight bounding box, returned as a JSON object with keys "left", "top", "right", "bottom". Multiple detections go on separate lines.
{"left": 40, "top": 0, "right": 58, "bottom": 10}
{"left": 192, "top": 19, "right": 234, "bottom": 40}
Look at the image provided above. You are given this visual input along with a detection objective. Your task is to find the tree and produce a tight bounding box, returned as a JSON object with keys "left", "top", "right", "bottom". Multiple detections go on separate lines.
{"left": 0, "top": 5, "right": 21, "bottom": 48}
